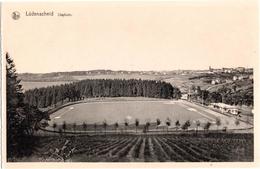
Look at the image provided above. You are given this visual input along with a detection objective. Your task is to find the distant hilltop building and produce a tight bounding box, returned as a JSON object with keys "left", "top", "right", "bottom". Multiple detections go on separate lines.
{"left": 209, "top": 66, "right": 212, "bottom": 72}
{"left": 236, "top": 67, "right": 246, "bottom": 73}
{"left": 222, "top": 68, "right": 234, "bottom": 73}
{"left": 208, "top": 66, "right": 250, "bottom": 74}
{"left": 245, "top": 68, "right": 253, "bottom": 73}
{"left": 233, "top": 75, "right": 238, "bottom": 81}
{"left": 208, "top": 66, "right": 222, "bottom": 73}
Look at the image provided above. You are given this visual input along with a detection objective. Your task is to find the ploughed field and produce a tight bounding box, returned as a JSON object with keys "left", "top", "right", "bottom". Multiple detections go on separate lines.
{"left": 33, "top": 133, "right": 253, "bottom": 162}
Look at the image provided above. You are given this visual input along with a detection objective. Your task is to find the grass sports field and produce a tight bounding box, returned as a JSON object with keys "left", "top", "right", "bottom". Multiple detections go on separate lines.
{"left": 48, "top": 98, "right": 249, "bottom": 131}
{"left": 31, "top": 98, "right": 253, "bottom": 162}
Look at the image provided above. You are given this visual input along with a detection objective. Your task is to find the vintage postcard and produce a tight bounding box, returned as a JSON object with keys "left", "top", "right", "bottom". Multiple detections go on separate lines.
{"left": 1, "top": 0, "right": 259, "bottom": 168}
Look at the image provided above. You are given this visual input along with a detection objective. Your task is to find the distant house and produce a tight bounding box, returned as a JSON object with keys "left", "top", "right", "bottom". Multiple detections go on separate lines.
{"left": 238, "top": 75, "right": 248, "bottom": 80}
{"left": 222, "top": 68, "right": 233, "bottom": 73}
{"left": 211, "top": 79, "right": 221, "bottom": 85}
{"left": 226, "top": 79, "right": 233, "bottom": 83}
{"left": 187, "top": 91, "right": 197, "bottom": 101}
{"left": 249, "top": 74, "right": 253, "bottom": 80}
{"left": 211, "top": 80, "right": 217, "bottom": 85}
{"left": 236, "top": 67, "right": 246, "bottom": 73}
{"left": 209, "top": 66, "right": 223, "bottom": 73}
{"left": 181, "top": 94, "right": 188, "bottom": 100}
{"left": 213, "top": 69, "right": 222, "bottom": 73}
{"left": 233, "top": 76, "right": 238, "bottom": 81}
{"left": 245, "top": 68, "right": 253, "bottom": 73}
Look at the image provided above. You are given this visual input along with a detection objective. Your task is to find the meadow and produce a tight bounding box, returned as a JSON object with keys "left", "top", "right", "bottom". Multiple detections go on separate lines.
{"left": 21, "top": 81, "right": 72, "bottom": 91}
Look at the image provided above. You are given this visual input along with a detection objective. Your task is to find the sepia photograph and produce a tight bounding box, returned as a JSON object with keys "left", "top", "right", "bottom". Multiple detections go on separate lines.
{"left": 1, "top": 0, "right": 259, "bottom": 168}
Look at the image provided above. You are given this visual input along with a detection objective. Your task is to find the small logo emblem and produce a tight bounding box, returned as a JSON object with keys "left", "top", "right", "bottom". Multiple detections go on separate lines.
{"left": 12, "top": 11, "right": 20, "bottom": 20}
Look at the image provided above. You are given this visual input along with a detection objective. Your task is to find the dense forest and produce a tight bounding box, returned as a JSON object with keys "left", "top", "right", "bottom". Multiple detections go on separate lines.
{"left": 6, "top": 53, "right": 49, "bottom": 159}
{"left": 24, "top": 79, "right": 181, "bottom": 108}
{"left": 189, "top": 85, "right": 253, "bottom": 106}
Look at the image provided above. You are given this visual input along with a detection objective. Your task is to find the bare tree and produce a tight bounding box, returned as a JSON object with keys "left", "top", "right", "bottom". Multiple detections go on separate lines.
{"left": 181, "top": 123, "right": 188, "bottom": 131}
{"left": 204, "top": 122, "right": 211, "bottom": 132}
{"left": 94, "top": 123, "right": 97, "bottom": 134}
{"left": 175, "top": 120, "right": 180, "bottom": 131}
{"left": 62, "top": 121, "right": 67, "bottom": 133}
{"left": 216, "top": 117, "right": 221, "bottom": 131}
{"left": 124, "top": 119, "right": 129, "bottom": 133}
{"left": 186, "top": 120, "right": 191, "bottom": 129}
{"left": 165, "top": 117, "right": 171, "bottom": 133}
{"left": 135, "top": 119, "right": 139, "bottom": 133}
{"left": 235, "top": 119, "right": 240, "bottom": 127}
{"left": 181, "top": 120, "right": 191, "bottom": 131}
{"left": 58, "top": 128, "right": 63, "bottom": 136}
{"left": 103, "top": 120, "right": 107, "bottom": 135}
{"left": 195, "top": 120, "right": 200, "bottom": 133}
{"left": 114, "top": 122, "right": 119, "bottom": 133}
{"left": 146, "top": 121, "right": 151, "bottom": 132}
{"left": 73, "top": 122, "right": 77, "bottom": 133}
{"left": 82, "top": 122, "right": 87, "bottom": 132}
{"left": 53, "top": 122, "right": 57, "bottom": 132}
{"left": 156, "top": 118, "right": 161, "bottom": 130}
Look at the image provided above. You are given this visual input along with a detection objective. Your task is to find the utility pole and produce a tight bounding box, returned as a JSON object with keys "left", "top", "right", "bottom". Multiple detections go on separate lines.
{"left": 201, "top": 91, "right": 204, "bottom": 105}
{"left": 188, "top": 86, "right": 191, "bottom": 102}
{"left": 221, "top": 93, "right": 224, "bottom": 114}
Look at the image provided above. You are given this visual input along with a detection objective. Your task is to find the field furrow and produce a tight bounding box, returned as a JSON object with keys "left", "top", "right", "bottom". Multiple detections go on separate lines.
{"left": 114, "top": 137, "right": 138, "bottom": 160}
{"left": 31, "top": 133, "right": 253, "bottom": 162}
{"left": 126, "top": 137, "right": 142, "bottom": 161}
{"left": 138, "top": 137, "right": 146, "bottom": 161}
{"left": 96, "top": 138, "right": 128, "bottom": 156}
{"left": 147, "top": 137, "right": 158, "bottom": 161}
{"left": 163, "top": 138, "right": 200, "bottom": 162}
{"left": 152, "top": 137, "right": 171, "bottom": 162}
{"left": 109, "top": 138, "right": 133, "bottom": 156}
{"left": 156, "top": 137, "right": 186, "bottom": 162}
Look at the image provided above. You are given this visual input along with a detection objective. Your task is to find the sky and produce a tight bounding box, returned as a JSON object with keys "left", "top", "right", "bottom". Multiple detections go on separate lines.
{"left": 2, "top": 1, "right": 258, "bottom": 73}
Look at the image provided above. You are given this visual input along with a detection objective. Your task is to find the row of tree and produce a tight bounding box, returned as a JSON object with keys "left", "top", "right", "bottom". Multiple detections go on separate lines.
{"left": 52, "top": 117, "right": 241, "bottom": 134}
{"left": 24, "top": 79, "right": 181, "bottom": 108}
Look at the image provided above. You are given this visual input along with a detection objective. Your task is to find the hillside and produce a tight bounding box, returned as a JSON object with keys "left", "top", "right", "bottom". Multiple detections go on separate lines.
{"left": 19, "top": 70, "right": 207, "bottom": 91}
{"left": 19, "top": 69, "right": 253, "bottom": 95}
{"left": 19, "top": 70, "right": 177, "bottom": 82}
